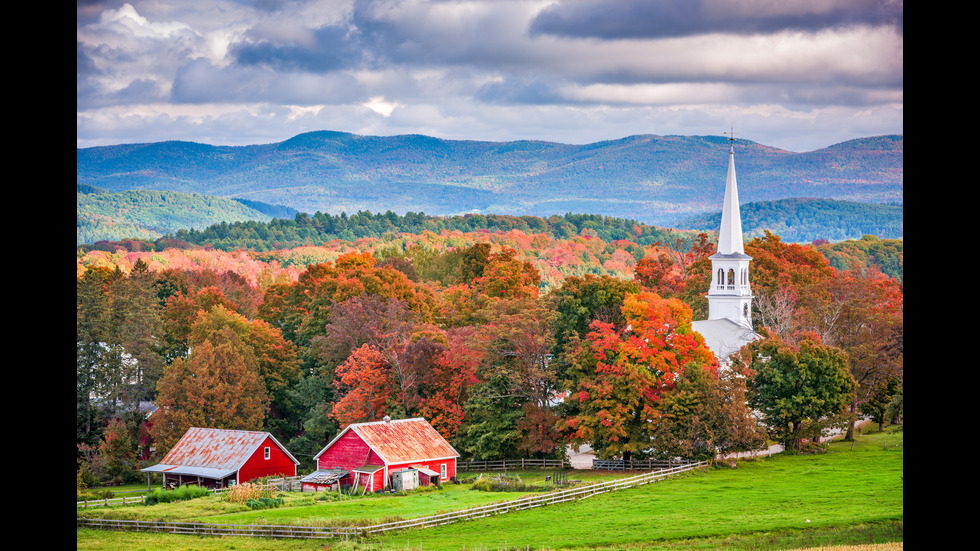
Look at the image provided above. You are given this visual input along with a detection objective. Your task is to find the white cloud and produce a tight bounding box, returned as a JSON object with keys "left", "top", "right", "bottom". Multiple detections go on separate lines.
{"left": 363, "top": 96, "right": 401, "bottom": 117}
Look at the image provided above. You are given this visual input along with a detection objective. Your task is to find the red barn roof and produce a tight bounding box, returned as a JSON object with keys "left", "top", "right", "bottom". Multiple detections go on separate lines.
{"left": 142, "top": 427, "right": 299, "bottom": 480}
{"left": 314, "top": 417, "right": 459, "bottom": 465}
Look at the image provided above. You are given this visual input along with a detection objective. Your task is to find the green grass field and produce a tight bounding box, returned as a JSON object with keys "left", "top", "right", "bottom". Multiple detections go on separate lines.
{"left": 77, "top": 425, "right": 902, "bottom": 550}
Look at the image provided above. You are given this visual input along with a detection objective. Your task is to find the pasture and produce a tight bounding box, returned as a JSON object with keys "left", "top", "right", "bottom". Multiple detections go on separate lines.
{"left": 76, "top": 425, "right": 902, "bottom": 550}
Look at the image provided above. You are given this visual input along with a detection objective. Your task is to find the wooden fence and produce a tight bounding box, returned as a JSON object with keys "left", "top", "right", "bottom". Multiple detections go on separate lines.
{"left": 592, "top": 458, "right": 697, "bottom": 471}
{"left": 76, "top": 518, "right": 359, "bottom": 539}
{"left": 77, "top": 461, "right": 707, "bottom": 539}
{"left": 77, "top": 476, "right": 304, "bottom": 509}
{"left": 457, "top": 458, "right": 568, "bottom": 471}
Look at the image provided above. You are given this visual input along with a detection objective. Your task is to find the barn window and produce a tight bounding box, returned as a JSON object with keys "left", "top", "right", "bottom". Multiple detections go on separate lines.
{"left": 440, "top": 463, "right": 447, "bottom": 479}
{"left": 264, "top": 446, "right": 270, "bottom": 460}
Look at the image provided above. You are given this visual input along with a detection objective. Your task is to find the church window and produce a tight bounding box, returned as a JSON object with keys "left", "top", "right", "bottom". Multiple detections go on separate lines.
{"left": 743, "top": 304, "right": 749, "bottom": 317}
{"left": 727, "top": 269, "right": 735, "bottom": 285}
{"left": 717, "top": 269, "right": 724, "bottom": 288}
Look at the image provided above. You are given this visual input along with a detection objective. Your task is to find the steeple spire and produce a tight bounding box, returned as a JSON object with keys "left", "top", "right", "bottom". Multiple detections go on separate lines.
{"left": 716, "top": 141, "right": 745, "bottom": 255}
{"left": 706, "top": 131, "right": 753, "bottom": 329}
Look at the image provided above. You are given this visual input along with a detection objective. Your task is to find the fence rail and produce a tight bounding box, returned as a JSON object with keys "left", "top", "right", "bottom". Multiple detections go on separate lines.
{"left": 77, "top": 476, "right": 304, "bottom": 509}
{"left": 592, "top": 458, "right": 697, "bottom": 471}
{"left": 78, "top": 461, "right": 707, "bottom": 539}
{"left": 457, "top": 458, "right": 568, "bottom": 471}
{"left": 76, "top": 518, "right": 359, "bottom": 539}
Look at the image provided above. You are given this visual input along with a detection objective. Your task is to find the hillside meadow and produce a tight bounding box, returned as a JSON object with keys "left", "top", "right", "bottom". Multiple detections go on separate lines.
{"left": 76, "top": 425, "right": 903, "bottom": 551}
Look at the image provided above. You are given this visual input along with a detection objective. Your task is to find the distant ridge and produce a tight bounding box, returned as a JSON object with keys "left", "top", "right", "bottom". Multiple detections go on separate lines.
{"left": 676, "top": 198, "right": 903, "bottom": 242}
{"left": 76, "top": 132, "right": 903, "bottom": 229}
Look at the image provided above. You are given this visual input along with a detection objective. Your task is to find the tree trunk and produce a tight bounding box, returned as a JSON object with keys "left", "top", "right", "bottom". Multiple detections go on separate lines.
{"left": 844, "top": 401, "right": 857, "bottom": 440}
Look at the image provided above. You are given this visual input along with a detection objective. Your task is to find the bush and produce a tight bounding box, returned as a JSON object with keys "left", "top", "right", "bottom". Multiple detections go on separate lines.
{"left": 246, "top": 496, "right": 284, "bottom": 510}
{"left": 226, "top": 482, "right": 274, "bottom": 504}
{"left": 468, "top": 474, "right": 551, "bottom": 493}
{"left": 144, "top": 485, "right": 211, "bottom": 506}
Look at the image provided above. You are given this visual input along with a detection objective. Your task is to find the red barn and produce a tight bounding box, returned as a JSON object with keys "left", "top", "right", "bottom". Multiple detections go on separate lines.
{"left": 141, "top": 427, "right": 299, "bottom": 489}
{"left": 308, "top": 417, "right": 459, "bottom": 493}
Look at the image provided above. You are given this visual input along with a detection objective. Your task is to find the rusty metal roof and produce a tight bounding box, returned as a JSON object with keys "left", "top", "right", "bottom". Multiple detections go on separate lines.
{"left": 141, "top": 427, "right": 298, "bottom": 478}
{"left": 315, "top": 417, "right": 459, "bottom": 464}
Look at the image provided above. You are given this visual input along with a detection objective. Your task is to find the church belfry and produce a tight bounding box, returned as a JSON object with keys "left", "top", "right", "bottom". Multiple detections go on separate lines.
{"left": 707, "top": 136, "right": 753, "bottom": 329}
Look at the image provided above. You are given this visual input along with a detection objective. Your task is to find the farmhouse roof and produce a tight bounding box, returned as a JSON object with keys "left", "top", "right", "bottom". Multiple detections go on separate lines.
{"left": 141, "top": 427, "right": 298, "bottom": 479}
{"left": 314, "top": 417, "right": 459, "bottom": 464}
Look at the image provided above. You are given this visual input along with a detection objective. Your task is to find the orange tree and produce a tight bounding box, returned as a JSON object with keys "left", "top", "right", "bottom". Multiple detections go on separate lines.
{"left": 151, "top": 326, "right": 269, "bottom": 455}
{"left": 558, "top": 291, "right": 718, "bottom": 460}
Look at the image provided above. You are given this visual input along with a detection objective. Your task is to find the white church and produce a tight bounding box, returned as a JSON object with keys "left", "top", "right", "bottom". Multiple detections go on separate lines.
{"left": 690, "top": 139, "right": 759, "bottom": 363}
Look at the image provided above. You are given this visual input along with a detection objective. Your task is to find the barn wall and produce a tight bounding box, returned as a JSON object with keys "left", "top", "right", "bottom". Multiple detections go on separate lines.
{"left": 317, "top": 431, "right": 374, "bottom": 471}
{"left": 389, "top": 457, "right": 456, "bottom": 481}
{"left": 237, "top": 436, "right": 297, "bottom": 483}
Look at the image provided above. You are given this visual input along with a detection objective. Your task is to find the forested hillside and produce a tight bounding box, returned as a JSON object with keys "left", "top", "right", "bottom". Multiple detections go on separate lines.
{"left": 76, "top": 185, "right": 278, "bottom": 246}
{"left": 676, "top": 198, "right": 903, "bottom": 242}
{"left": 76, "top": 132, "right": 903, "bottom": 227}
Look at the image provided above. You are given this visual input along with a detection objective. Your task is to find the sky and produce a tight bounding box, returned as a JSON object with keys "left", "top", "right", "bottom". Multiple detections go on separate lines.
{"left": 77, "top": 0, "right": 903, "bottom": 153}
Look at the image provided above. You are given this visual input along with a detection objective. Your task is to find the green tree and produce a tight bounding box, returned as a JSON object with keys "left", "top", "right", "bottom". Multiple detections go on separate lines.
{"left": 740, "top": 330, "right": 856, "bottom": 450}
{"left": 455, "top": 372, "right": 527, "bottom": 460}
{"left": 652, "top": 362, "right": 766, "bottom": 461}
{"left": 860, "top": 376, "right": 900, "bottom": 431}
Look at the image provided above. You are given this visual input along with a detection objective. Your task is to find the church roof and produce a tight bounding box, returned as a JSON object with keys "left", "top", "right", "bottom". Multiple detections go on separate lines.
{"left": 692, "top": 318, "right": 758, "bottom": 363}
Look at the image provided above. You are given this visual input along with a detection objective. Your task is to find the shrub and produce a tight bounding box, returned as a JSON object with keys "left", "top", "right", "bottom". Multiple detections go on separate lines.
{"left": 144, "top": 485, "right": 211, "bottom": 506}
{"left": 468, "top": 474, "right": 551, "bottom": 493}
{"left": 226, "top": 482, "right": 274, "bottom": 504}
{"left": 246, "top": 496, "right": 284, "bottom": 510}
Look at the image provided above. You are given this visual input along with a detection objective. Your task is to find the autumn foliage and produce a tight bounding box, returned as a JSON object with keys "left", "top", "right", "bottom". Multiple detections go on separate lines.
{"left": 78, "top": 224, "right": 903, "bottom": 478}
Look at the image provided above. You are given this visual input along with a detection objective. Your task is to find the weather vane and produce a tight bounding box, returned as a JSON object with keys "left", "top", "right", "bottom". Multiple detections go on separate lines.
{"left": 724, "top": 127, "right": 739, "bottom": 152}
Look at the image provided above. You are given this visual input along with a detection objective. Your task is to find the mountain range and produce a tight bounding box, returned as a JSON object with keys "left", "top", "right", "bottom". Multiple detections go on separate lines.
{"left": 76, "top": 131, "right": 903, "bottom": 229}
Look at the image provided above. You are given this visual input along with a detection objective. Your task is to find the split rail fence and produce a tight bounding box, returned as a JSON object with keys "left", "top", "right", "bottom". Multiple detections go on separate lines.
{"left": 76, "top": 476, "right": 304, "bottom": 509}
{"left": 592, "top": 458, "right": 696, "bottom": 470}
{"left": 457, "top": 458, "right": 568, "bottom": 471}
{"left": 77, "top": 461, "right": 707, "bottom": 540}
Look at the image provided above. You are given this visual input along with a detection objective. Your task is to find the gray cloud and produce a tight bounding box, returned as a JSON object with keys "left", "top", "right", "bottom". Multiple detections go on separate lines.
{"left": 529, "top": 0, "right": 903, "bottom": 40}
{"left": 232, "top": 24, "right": 364, "bottom": 72}
{"left": 77, "top": 0, "right": 903, "bottom": 152}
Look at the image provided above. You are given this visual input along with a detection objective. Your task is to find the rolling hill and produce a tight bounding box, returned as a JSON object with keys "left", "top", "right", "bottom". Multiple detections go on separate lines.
{"left": 676, "top": 197, "right": 903, "bottom": 242}
{"left": 76, "top": 132, "right": 903, "bottom": 229}
{"left": 76, "top": 185, "right": 290, "bottom": 246}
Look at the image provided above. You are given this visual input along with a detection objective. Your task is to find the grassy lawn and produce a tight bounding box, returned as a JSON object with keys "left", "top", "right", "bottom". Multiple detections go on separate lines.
{"left": 76, "top": 470, "right": 614, "bottom": 524}
{"left": 77, "top": 425, "right": 902, "bottom": 550}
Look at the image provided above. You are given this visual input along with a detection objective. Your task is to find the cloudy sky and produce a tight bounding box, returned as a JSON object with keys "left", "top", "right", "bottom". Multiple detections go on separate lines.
{"left": 77, "top": 0, "right": 903, "bottom": 152}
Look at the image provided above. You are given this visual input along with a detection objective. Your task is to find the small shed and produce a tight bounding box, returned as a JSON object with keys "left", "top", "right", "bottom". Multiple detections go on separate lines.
{"left": 141, "top": 427, "right": 299, "bottom": 489}
{"left": 299, "top": 468, "right": 349, "bottom": 492}
{"left": 390, "top": 468, "right": 419, "bottom": 491}
{"left": 312, "top": 417, "right": 459, "bottom": 492}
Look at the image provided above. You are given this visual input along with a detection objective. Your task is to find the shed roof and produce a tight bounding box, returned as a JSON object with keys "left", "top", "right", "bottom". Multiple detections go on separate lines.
{"left": 141, "top": 427, "right": 298, "bottom": 479}
{"left": 314, "top": 417, "right": 459, "bottom": 464}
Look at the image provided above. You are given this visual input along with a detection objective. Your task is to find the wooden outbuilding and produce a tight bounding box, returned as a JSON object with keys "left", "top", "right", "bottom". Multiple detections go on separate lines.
{"left": 311, "top": 417, "right": 459, "bottom": 492}
{"left": 141, "top": 427, "right": 299, "bottom": 489}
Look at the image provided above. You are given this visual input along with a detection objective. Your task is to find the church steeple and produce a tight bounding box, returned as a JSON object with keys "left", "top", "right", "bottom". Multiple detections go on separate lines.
{"left": 706, "top": 134, "right": 753, "bottom": 329}
{"left": 717, "top": 143, "right": 745, "bottom": 255}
